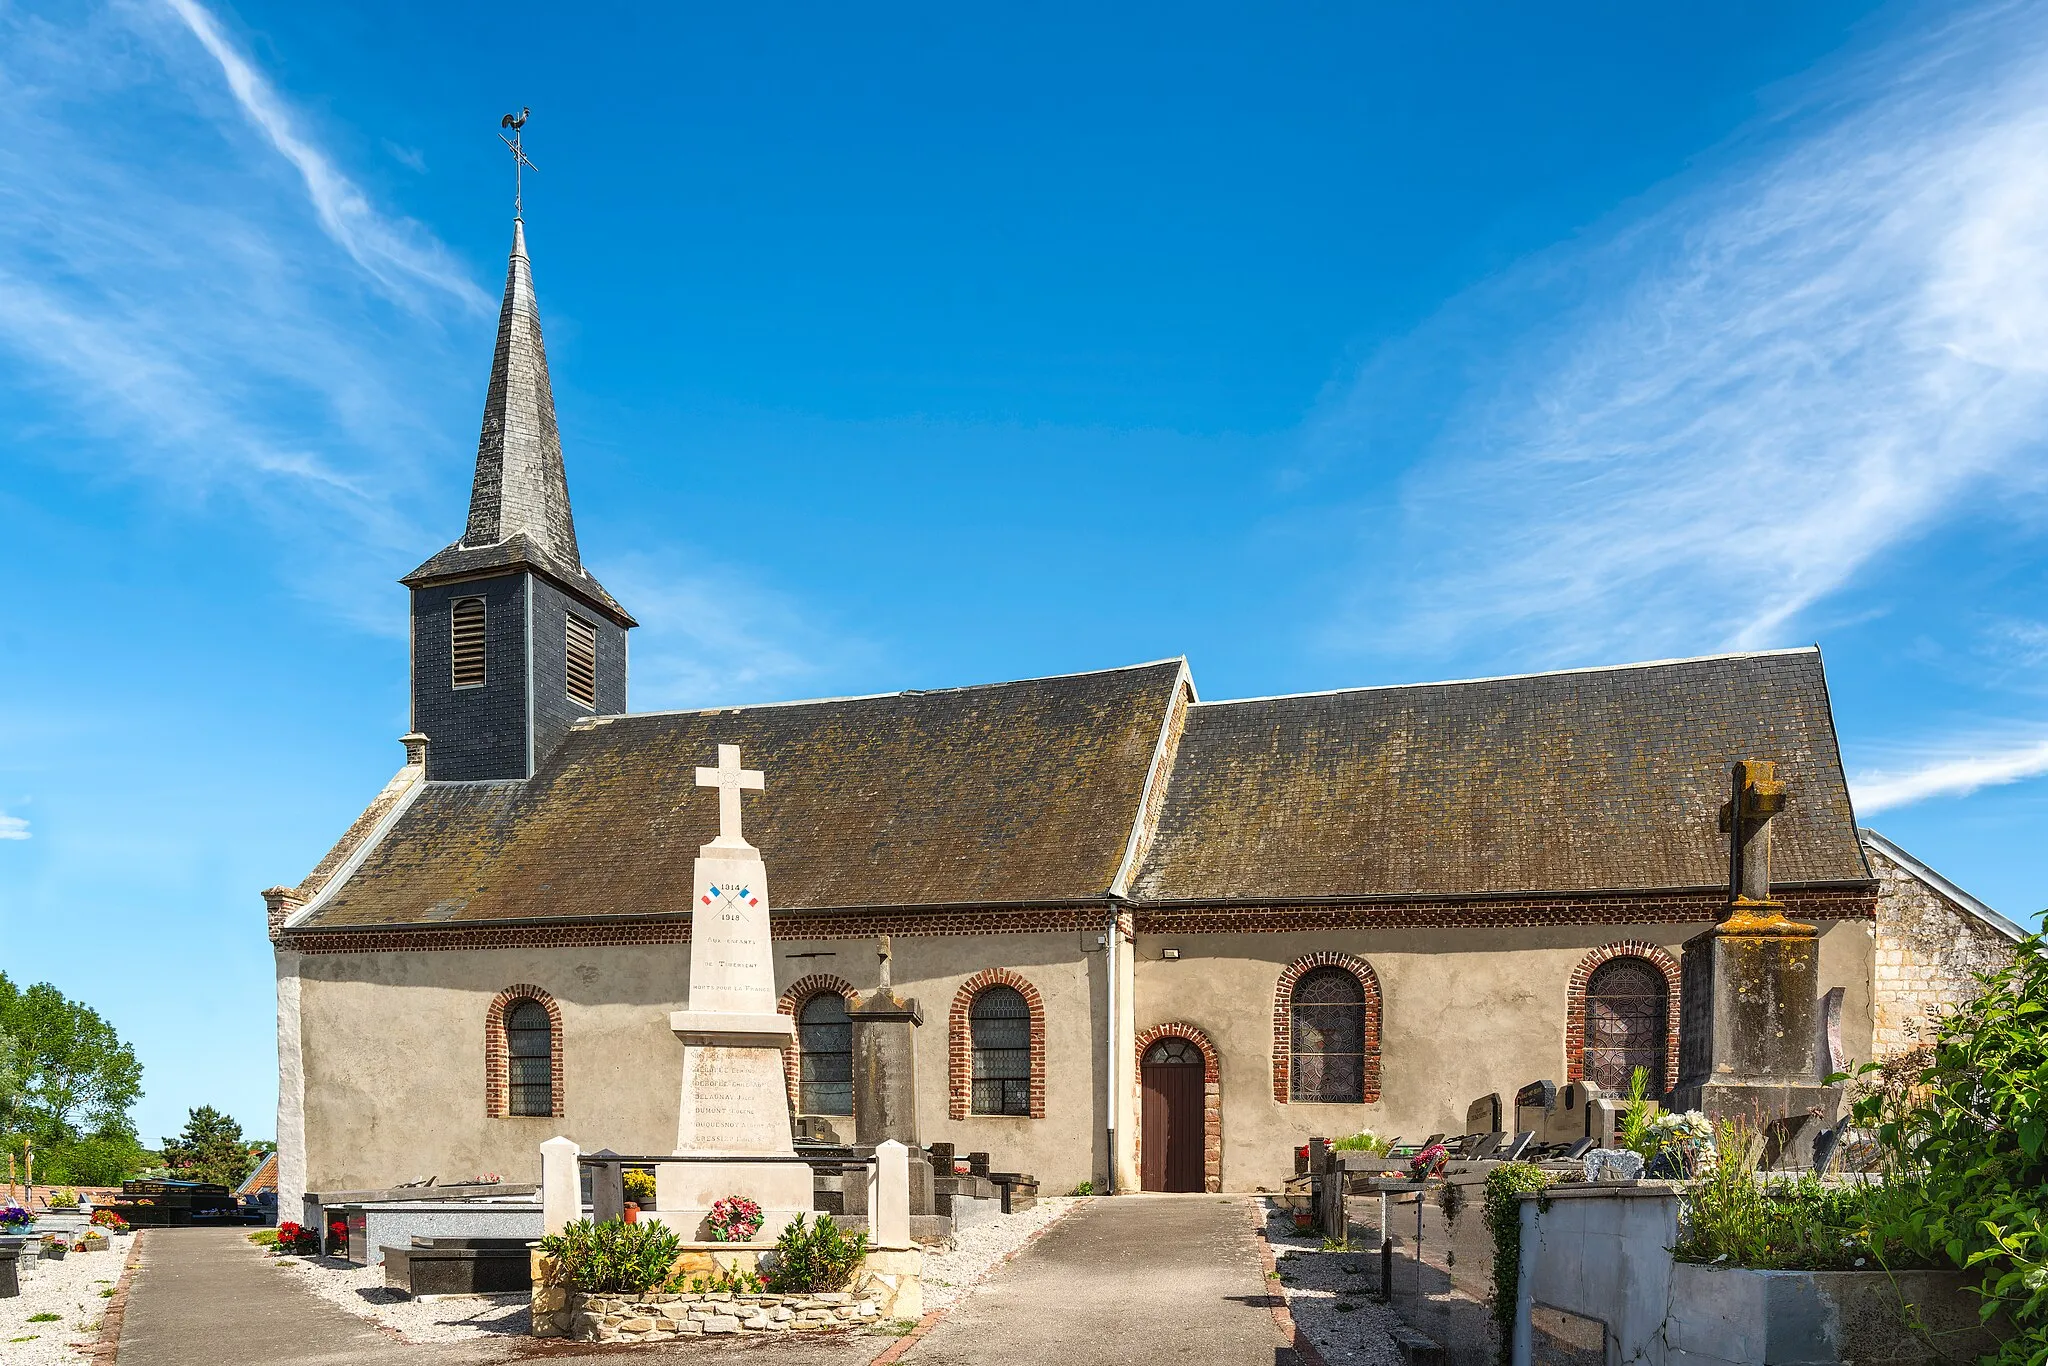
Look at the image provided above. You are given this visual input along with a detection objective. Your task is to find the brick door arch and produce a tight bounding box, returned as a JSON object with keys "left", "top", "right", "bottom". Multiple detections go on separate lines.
{"left": 1135, "top": 1023, "right": 1222, "bottom": 1192}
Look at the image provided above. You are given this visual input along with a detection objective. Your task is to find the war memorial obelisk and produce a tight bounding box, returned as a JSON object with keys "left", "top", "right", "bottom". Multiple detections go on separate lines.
{"left": 653, "top": 744, "right": 814, "bottom": 1240}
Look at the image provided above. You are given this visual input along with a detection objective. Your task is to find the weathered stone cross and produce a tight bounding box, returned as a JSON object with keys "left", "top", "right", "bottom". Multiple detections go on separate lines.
{"left": 695, "top": 743, "right": 764, "bottom": 849}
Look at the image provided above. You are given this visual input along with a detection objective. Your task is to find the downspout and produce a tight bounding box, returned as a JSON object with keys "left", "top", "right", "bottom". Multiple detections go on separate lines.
{"left": 1104, "top": 900, "right": 1118, "bottom": 1195}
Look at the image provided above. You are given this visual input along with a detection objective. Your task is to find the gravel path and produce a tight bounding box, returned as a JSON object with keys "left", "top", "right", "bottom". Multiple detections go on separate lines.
{"left": 275, "top": 1253, "right": 532, "bottom": 1343}
{"left": 1260, "top": 1201, "right": 1404, "bottom": 1366}
{"left": 0, "top": 1233, "right": 136, "bottom": 1366}
{"left": 917, "top": 1196, "right": 1079, "bottom": 1310}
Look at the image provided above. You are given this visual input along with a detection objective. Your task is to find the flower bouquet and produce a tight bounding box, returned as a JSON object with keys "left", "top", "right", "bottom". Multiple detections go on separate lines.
{"left": 706, "top": 1195, "right": 763, "bottom": 1243}
{"left": 275, "top": 1220, "right": 321, "bottom": 1255}
{"left": 1407, "top": 1143, "right": 1450, "bottom": 1181}
{"left": 91, "top": 1209, "right": 129, "bottom": 1233}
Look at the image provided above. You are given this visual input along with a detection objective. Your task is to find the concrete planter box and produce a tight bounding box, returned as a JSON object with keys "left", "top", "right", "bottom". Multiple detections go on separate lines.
{"left": 1666, "top": 1263, "right": 2006, "bottom": 1366}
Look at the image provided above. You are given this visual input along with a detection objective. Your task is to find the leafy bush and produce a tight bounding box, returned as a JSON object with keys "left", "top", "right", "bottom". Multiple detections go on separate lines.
{"left": 1482, "top": 1162, "right": 1552, "bottom": 1365}
{"left": 1869, "top": 934, "right": 2048, "bottom": 1365}
{"left": 1330, "top": 1131, "right": 1391, "bottom": 1154}
{"left": 1070, "top": 1180, "right": 1094, "bottom": 1196}
{"left": 767, "top": 1214, "right": 868, "bottom": 1293}
{"left": 47, "top": 1189, "right": 77, "bottom": 1209}
{"left": 681, "top": 1266, "right": 765, "bottom": 1294}
{"left": 622, "top": 1168, "right": 656, "bottom": 1205}
{"left": 538, "top": 1218, "right": 683, "bottom": 1293}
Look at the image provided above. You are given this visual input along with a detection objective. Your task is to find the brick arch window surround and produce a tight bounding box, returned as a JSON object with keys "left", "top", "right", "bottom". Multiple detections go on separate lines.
{"left": 1272, "top": 953, "right": 1383, "bottom": 1103}
{"left": 1135, "top": 1023, "right": 1223, "bottom": 1192}
{"left": 778, "top": 974, "right": 858, "bottom": 1118}
{"left": 948, "top": 969, "right": 1046, "bottom": 1120}
{"left": 484, "top": 984, "right": 563, "bottom": 1118}
{"left": 1564, "top": 942, "right": 1682, "bottom": 1093}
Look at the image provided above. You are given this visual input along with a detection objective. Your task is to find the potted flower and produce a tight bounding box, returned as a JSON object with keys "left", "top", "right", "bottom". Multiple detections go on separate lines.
{"left": 0, "top": 1205, "right": 30, "bottom": 1235}
{"left": 706, "top": 1195, "right": 763, "bottom": 1243}
{"left": 91, "top": 1209, "right": 129, "bottom": 1235}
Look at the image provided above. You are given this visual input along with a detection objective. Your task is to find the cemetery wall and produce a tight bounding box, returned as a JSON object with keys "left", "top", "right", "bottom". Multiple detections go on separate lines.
{"left": 1132, "top": 918, "right": 1873, "bottom": 1192}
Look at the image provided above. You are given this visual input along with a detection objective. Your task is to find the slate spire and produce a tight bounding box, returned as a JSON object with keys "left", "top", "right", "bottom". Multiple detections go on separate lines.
{"left": 464, "top": 217, "right": 579, "bottom": 564}
{"left": 403, "top": 217, "right": 632, "bottom": 627}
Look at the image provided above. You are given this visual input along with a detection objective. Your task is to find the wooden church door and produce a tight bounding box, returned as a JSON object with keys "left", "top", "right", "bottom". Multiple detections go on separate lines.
{"left": 1140, "top": 1037, "right": 1206, "bottom": 1192}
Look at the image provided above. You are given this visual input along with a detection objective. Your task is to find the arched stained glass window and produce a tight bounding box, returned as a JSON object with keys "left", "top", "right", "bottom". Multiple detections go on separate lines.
{"left": 798, "top": 992, "right": 853, "bottom": 1116}
{"left": 1583, "top": 958, "right": 1669, "bottom": 1094}
{"left": 970, "top": 986, "right": 1031, "bottom": 1115}
{"left": 506, "top": 999, "right": 554, "bottom": 1117}
{"left": 1290, "top": 967, "right": 1365, "bottom": 1103}
{"left": 1144, "top": 1038, "right": 1202, "bottom": 1067}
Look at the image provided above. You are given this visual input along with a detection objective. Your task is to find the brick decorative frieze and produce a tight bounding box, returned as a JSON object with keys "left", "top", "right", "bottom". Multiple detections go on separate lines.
{"left": 776, "top": 973, "right": 857, "bottom": 1118}
{"left": 1271, "top": 953, "right": 1382, "bottom": 1104}
{"left": 947, "top": 968, "right": 1046, "bottom": 1120}
{"left": 276, "top": 888, "right": 1877, "bottom": 955}
{"left": 1134, "top": 1022, "right": 1223, "bottom": 1192}
{"left": 483, "top": 984, "right": 564, "bottom": 1119}
{"left": 1561, "top": 941, "right": 1682, "bottom": 1089}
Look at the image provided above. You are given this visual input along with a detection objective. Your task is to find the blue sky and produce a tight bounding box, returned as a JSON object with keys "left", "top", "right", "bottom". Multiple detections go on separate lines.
{"left": 4, "top": 0, "right": 2048, "bottom": 1145}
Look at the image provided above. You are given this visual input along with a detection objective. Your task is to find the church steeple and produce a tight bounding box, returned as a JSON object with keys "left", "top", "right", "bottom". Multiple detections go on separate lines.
{"left": 463, "top": 218, "right": 581, "bottom": 567}
{"left": 401, "top": 216, "right": 634, "bottom": 783}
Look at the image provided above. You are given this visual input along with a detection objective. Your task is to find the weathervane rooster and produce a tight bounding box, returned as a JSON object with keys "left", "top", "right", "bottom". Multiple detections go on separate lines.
{"left": 499, "top": 108, "right": 535, "bottom": 217}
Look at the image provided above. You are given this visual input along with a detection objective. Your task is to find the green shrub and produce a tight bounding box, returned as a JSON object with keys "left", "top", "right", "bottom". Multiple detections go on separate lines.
{"left": 537, "top": 1218, "right": 682, "bottom": 1293}
{"left": 621, "top": 1168, "right": 656, "bottom": 1205}
{"left": 1871, "top": 934, "right": 2048, "bottom": 1365}
{"left": 1482, "top": 1162, "right": 1551, "bottom": 1366}
{"left": 682, "top": 1267, "right": 764, "bottom": 1294}
{"left": 1070, "top": 1180, "right": 1093, "bottom": 1196}
{"left": 767, "top": 1213, "right": 868, "bottom": 1293}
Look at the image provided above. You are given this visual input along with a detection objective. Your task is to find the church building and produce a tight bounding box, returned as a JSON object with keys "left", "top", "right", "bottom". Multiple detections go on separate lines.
{"left": 267, "top": 218, "right": 2022, "bottom": 1214}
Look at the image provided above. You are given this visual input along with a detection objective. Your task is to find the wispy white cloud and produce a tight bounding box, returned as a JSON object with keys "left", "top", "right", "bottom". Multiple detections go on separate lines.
{"left": 1324, "top": 2, "right": 2048, "bottom": 664}
{"left": 162, "top": 0, "right": 487, "bottom": 313}
{"left": 1853, "top": 731, "right": 2048, "bottom": 812}
{"left": 0, "top": 812, "right": 30, "bottom": 841}
{"left": 604, "top": 552, "right": 871, "bottom": 709}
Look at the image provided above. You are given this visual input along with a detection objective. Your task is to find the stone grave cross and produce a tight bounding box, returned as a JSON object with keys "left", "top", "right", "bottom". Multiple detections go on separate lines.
{"left": 695, "top": 743, "right": 764, "bottom": 853}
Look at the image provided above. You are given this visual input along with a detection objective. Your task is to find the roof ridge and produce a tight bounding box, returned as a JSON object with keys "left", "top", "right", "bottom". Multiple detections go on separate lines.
{"left": 1859, "top": 828, "right": 2032, "bottom": 940}
{"left": 597, "top": 657, "right": 1189, "bottom": 722}
{"left": 1194, "top": 646, "right": 1821, "bottom": 709}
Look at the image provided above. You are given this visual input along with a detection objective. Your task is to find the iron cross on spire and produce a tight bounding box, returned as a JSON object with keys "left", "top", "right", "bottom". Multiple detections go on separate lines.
{"left": 695, "top": 743, "right": 765, "bottom": 848}
{"left": 499, "top": 107, "right": 536, "bottom": 218}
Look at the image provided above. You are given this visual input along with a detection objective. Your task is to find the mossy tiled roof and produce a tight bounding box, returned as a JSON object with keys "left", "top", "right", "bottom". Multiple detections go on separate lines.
{"left": 1131, "top": 648, "right": 1868, "bottom": 902}
{"left": 295, "top": 661, "right": 1183, "bottom": 927}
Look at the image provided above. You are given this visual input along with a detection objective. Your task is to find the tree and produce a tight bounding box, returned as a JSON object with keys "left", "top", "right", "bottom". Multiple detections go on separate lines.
{"left": 0, "top": 973, "right": 148, "bottom": 1184}
{"left": 0, "top": 973, "right": 142, "bottom": 1140}
{"left": 159, "top": 1106, "right": 259, "bottom": 1189}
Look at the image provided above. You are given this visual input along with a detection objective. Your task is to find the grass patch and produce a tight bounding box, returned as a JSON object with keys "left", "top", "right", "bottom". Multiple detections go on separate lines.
{"left": 28, "top": 1312, "right": 61, "bottom": 1323}
{"left": 101, "top": 1287, "right": 117, "bottom": 1297}
{"left": 10, "top": 1335, "right": 38, "bottom": 1343}
{"left": 247, "top": 1229, "right": 280, "bottom": 1247}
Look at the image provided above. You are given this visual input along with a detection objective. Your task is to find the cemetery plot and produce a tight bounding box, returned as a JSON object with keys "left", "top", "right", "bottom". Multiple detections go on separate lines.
{"left": 0, "top": 1228, "right": 133, "bottom": 1366}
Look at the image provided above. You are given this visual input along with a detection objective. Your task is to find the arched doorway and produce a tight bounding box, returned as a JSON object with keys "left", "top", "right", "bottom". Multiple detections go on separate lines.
{"left": 1140, "top": 1037, "right": 1206, "bottom": 1191}
{"left": 1582, "top": 957, "right": 1670, "bottom": 1093}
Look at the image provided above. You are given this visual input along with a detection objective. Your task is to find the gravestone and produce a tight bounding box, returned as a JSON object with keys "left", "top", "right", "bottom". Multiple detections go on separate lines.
{"left": 1671, "top": 760, "right": 1838, "bottom": 1167}
{"left": 651, "top": 745, "right": 812, "bottom": 1241}
{"left": 848, "top": 935, "right": 936, "bottom": 1218}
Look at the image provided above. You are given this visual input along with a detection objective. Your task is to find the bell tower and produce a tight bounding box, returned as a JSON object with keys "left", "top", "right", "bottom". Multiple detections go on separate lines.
{"left": 400, "top": 216, "right": 635, "bottom": 781}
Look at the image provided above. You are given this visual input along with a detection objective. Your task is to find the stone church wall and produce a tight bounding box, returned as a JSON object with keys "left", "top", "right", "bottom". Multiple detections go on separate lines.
{"left": 1866, "top": 843, "right": 2020, "bottom": 1056}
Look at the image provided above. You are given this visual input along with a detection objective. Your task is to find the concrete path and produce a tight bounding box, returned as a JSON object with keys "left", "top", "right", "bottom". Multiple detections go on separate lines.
{"left": 903, "top": 1195, "right": 1301, "bottom": 1366}
{"left": 113, "top": 1227, "right": 877, "bottom": 1365}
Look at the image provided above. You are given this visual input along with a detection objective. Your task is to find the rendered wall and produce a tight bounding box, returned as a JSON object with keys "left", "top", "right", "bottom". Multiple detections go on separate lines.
{"left": 291, "top": 930, "right": 1109, "bottom": 1198}
{"left": 1133, "top": 920, "right": 1873, "bottom": 1192}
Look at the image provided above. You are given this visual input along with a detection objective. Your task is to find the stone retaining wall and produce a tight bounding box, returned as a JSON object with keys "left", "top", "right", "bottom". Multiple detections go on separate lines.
{"left": 529, "top": 1246, "right": 923, "bottom": 1339}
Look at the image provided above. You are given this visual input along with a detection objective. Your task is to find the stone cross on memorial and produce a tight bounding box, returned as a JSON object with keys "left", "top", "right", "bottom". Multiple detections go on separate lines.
{"left": 652, "top": 742, "right": 813, "bottom": 1242}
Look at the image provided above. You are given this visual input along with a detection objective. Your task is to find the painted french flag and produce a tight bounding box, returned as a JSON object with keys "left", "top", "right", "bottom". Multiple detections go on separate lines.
{"left": 742, "top": 888, "right": 758, "bottom": 906}
{"left": 700, "top": 891, "right": 713, "bottom": 905}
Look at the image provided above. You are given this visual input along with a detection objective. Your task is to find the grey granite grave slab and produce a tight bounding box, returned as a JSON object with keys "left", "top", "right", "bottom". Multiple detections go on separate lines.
{"left": 338, "top": 1199, "right": 542, "bottom": 1267}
